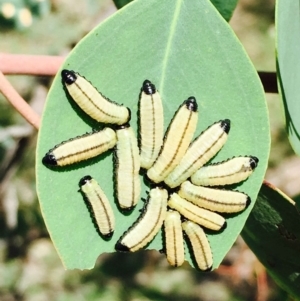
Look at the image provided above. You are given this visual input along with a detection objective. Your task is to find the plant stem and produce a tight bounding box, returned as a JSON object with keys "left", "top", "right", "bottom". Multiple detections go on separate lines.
{"left": 0, "top": 53, "right": 64, "bottom": 75}
{"left": 0, "top": 53, "right": 278, "bottom": 131}
{"left": 0, "top": 71, "right": 40, "bottom": 129}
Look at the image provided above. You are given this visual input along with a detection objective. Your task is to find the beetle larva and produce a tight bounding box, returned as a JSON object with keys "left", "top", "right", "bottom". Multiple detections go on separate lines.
{"left": 62, "top": 70, "right": 130, "bottom": 125}
{"left": 114, "top": 123, "right": 141, "bottom": 210}
{"left": 164, "top": 119, "right": 230, "bottom": 188}
{"left": 179, "top": 181, "right": 250, "bottom": 213}
{"left": 191, "top": 156, "right": 259, "bottom": 186}
{"left": 115, "top": 187, "right": 168, "bottom": 252}
{"left": 43, "top": 127, "right": 117, "bottom": 167}
{"left": 79, "top": 175, "right": 115, "bottom": 238}
{"left": 147, "top": 97, "right": 198, "bottom": 183}
{"left": 139, "top": 80, "right": 164, "bottom": 169}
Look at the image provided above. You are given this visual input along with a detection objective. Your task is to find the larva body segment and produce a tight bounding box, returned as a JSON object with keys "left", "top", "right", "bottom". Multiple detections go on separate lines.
{"left": 182, "top": 220, "right": 213, "bottom": 271}
{"left": 179, "top": 181, "right": 250, "bottom": 213}
{"left": 191, "top": 156, "right": 259, "bottom": 186}
{"left": 115, "top": 124, "right": 141, "bottom": 210}
{"left": 115, "top": 187, "right": 168, "bottom": 252}
{"left": 62, "top": 70, "right": 130, "bottom": 125}
{"left": 139, "top": 80, "right": 164, "bottom": 170}
{"left": 147, "top": 97, "right": 198, "bottom": 183}
{"left": 43, "top": 127, "right": 117, "bottom": 166}
{"left": 168, "top": 193, "right": 226, "bottom": 231}
{"left": 79, "top": 176, "right": 115, "bottom": 238}
{"left": 164, "top": 210, "right": 185, "bottom": 267}
{"left": 164, "top": 119, "right": 230, "bottom": 188}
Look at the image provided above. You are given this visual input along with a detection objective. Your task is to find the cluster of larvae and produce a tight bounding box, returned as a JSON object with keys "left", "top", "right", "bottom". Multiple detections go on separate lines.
{"left": 43, "top": 70, "right": 259, "bottom": 271}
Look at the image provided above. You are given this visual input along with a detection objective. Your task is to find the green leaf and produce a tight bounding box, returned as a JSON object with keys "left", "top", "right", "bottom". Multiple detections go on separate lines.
{"left": 210, "top": 0, "right": 238, "bottom": 21}
{"left": 113, "top": 0, "right": 238, "bottom": 21}
{"left": 276, "top": 1, "right": 300, "bottom": 155}
{"left": 36, "top": 0, "right": 269, "bottom": 270}
{"left": 112, "top": 0, "right": 133, "bottom": 9}
{"left": 242, "top": 182, "right": 300, "bottom": 299}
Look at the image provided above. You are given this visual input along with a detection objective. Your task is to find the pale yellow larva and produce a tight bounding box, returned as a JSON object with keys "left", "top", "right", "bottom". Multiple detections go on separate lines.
{"left": 79, "top": 176, "right": 115, "bottom": 238}
{"left": 42, "top": 127, "right": 117, "bottom": 166}
{"left": 164, "top": 119, "right": 230, "bottom": 188}
{"left": 147, "top": 97, "right": 198, "bottom": 183}
{"left": 179, "top": 181, "right": 250, "bottom": 213}
{"left": 190, "top": 156, "right": 259, "bottom": 186}
{"left": 115, "top": 123, "right": 141, "bottom": 210}
{"left": 115, "top": 187, "right": 168, "bottom": 252}
{"left": 182, "top": 220, "right": 213, "bottom": 271}
{"left": 139, "top": 80, "right": 164, "bottom": 170}
{"left": 167, "top": 193, "right": 226, "bottom": 231}
{"left": 61, "top": 70, "right": 130, "bottom": 125}
{"left": 164, "top": 210, "right": 185, "bottom": 267}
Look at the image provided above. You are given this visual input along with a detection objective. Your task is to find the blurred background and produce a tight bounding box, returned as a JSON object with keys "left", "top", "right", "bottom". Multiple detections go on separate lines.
{"left": 0, "top": 0, "right": 298, "bottom": 300}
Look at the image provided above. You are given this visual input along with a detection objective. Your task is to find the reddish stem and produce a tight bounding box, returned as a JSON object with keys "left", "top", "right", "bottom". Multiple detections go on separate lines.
{"left": 0, "top": 53, "right": 64, "bottom": 75}
{"left": 0, "top": 71, "right": 41, "bottom": 129}
{"left": 0, "top": 53, "right": 278, "bottom": 131}
{"left": 0, "top": 54, "right": 65, "bottom": 129}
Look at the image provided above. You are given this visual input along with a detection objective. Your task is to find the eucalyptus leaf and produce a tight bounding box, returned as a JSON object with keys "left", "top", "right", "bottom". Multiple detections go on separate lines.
{"left": 210, "top": 0, "right": 239, "bottom": 21}
{"left": 113, "top": 0, "right": 133, "bottom": 9}
{"left": 276, "top": 0, "right": 300, "bottom": 155}
{"left": 113, "top": 0, "right": 238, "bottom": 21}
{"left": 242, "top": 182, "right": 300, "bottom": 299}
{"left": 36, "top": 0, "right": 269, "bottom": 270}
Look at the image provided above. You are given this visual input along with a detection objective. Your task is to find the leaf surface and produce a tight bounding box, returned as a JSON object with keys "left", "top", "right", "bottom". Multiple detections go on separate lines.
{"left": 242, "top": 182, "right": 300, "bottom": 299}
{"left": 210, "top": 0, "right": 238, "bottom": 21}
{"left": 276, "top": 0, "right": 300, "bottom": 155}
{"left": 36, "top": 0, "right": 269, "bottom": 270}
{"left": 113, "top": 0, "right": 238, "bottom": 21}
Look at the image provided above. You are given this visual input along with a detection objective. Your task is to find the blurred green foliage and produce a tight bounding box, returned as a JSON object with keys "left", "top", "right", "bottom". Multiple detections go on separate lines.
{"left": 0, "top": 0, "right": 50, "bottom": 30}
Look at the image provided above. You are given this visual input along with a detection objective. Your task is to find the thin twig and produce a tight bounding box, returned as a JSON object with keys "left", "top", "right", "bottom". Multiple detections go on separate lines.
{"left": 0, "top": 53, "right": 65, "bottom": 76}
{"left": 0, "top": 71, "right": 40, "bottom": 129}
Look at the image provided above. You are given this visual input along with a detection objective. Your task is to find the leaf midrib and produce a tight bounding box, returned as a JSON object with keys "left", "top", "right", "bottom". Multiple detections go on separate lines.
{"left": 159, "top": 0, "right": 184, "bottom": 92}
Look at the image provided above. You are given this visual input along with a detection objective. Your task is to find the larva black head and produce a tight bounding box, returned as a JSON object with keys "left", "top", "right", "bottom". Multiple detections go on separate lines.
{"left": 103, "top": 231, "right": 114, "bottom": 239}
{"left": 185, "top": 97, "right": 198, "bottom": 112}
{"left": 79, "top": 175, "right": 92, "bottom": 187}
{"left": 42, "top": 152, "right": 57, "bottom": 166}
{"left": 246, "top": 196, "right": 251, "bottom": 208}
{"left": 142, "top": 80, "right": 156, "bottom": 95}
{"left": 221, "top": 220, "right": 227, "bottom": 231}
{"left": 61, "top": 69, "right": 77, "bottom": 85}
{"left": 120, "top": 205, "right": 136, "bottom": 213}
{"left": 115, "top": 122, "right": 130, "bottom": 130}
{"left": 202, "top": 266, "right": 213, "bottom": 272}
{"left": 127, "top": 108, "right": 132, "bottom": 123}
{"left": 220, "top": 119, "right": 231, "bottom": 134}
{"left": 115, "top": 241, "right": 130, "bottom": 252}
{"left": 249, "top": 156, "right": 259, "bottom": 169}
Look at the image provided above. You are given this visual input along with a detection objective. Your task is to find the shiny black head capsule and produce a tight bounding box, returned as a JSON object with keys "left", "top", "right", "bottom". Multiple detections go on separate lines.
{"left": 115, "top": 122, "right": 130, "bottom": 130}
{"left": 79, "top": 175, "right": 92, "bottom": 187}
{"left": 142, "top": 80, "right": 156, "bottom": 95}
{"left": 42, "top": 152, "right": 57, "bottom": 166}
{"left": 115, "top": 242, "right": 130, "bottom": 252}
{"left": 221, "top": 221, "right": 227, "bottom": 231}
{"left": 103, "top": 231, "right": 114, "bottom": 239}
{"left": 61, "top": 69, "right": 77, "bottom": 85}
{"left": 185, "top": 97, "right": 198, "bottom": 112}
{"left": 221, "top": 119, "right": 231, "bottom": 134}
{"left": 246, "top": 196, "right": 251, "bottom": 208}
{"left": 249, "top": 156, "right": 259, "bottom": 169}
